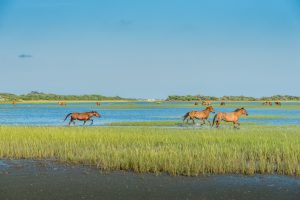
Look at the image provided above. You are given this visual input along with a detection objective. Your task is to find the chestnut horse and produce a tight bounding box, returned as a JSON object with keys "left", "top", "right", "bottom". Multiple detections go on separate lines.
{"left": 262, "top": 101, "right": 272, "bottom": 106}
{"left": 183, "top": 106, "right": 215, "bottom": 125}
{"left": 202, "top": 101, "right": 211, "bottom": 106}
{"left": 64, "top": 111, "right": 101, "bottom": 126}
{"left": 275, "top": 102, "right": 281, "bottom": 106}
{"left": 212, "top": 108, "right": 248, "bottom": 128}
{"left": 58, "top": 102, "right": 67, "bottom": 106}
{"left": 96, "top": 102, "right": 101, "bottom": 106}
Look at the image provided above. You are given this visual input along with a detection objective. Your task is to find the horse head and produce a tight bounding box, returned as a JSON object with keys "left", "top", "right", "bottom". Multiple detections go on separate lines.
{"left": 207, "top": 106, "right": 215, "bottom": 113}
{"left": 240, "top": 107, "right": 248, "bottom": 116}
{"left": 91, "top": 111, "right": 101, "bottom": 118}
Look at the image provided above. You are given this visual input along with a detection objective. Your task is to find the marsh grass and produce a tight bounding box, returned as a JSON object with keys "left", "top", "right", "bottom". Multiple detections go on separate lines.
{"left": 1, "top": 125, "right": 300, "bottom": 176}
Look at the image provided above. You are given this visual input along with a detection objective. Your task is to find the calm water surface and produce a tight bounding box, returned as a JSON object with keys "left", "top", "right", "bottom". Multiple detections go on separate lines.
{"left": 0, "top": 102, "right": 300, "bottom": 126}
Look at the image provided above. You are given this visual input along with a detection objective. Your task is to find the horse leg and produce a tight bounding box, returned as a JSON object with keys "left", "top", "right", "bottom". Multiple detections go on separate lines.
{"left": 233, "top": 121, "right": 239, "bottom": 129}
{"left": 192, "top": 118, "right": 195, "bottom": 124}
{"left": 186, "top": 118, "right": 190, "bottom": 124}
{"left": 233, "top": 122, "right": 236, "bottom": 128}
{"left": 216, "top": 120, "right": 220, "bottom": 128}
{"left": 207, "top": 119, "right": 211, "bottom": 126}
{"left": 83, "top": 121, "right": 87, "bottom": 126}
{"left": 68, "top": 119, "right": 73, "bottom": 126}
{"left": 90, "top": 119, "right": 94, "bottom": 125}
{"left": 200, "top": 119, "right": 205, "bottom": 126}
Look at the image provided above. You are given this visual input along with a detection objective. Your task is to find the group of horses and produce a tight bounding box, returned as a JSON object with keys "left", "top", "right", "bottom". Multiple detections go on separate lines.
{"left": 10, "top": 100, "right": 248, "bottom": 128}
{"left": 183, "top": 106, "right": 248, "bottom": 128}
{"left": 58, "top": 102, "right": 101, "bottom": 107}
{"left": 262, "top": 101, "right": 281, "bottom": 106}
{"left": 63, "top": 106, "right": 248, "bottom": 128}
{"left": 195, "top": 101, "right": 226, "bottom": 106}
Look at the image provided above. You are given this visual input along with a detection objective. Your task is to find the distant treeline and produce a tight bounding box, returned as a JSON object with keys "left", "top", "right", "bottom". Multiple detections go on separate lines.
{"left": 0, "top": 91, "right": 130, "bottom": 101}
{"left": 166, "top": 95, "right": 300, "bottom": 101}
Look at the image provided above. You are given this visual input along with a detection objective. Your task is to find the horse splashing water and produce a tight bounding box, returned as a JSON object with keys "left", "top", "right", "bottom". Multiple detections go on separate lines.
{"left": 212, "top": 108, "right": 248, "bottom": 128}
{"left": 183, "top": 106, "right": 215, "bottom": 125}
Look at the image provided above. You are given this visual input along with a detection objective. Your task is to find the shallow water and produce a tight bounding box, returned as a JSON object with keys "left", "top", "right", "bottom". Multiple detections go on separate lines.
{"left": 0, "top": 160, "right": 299, "bottom": 200}
{"left": 0, "top": 102, "right": 300, "bottom": 126}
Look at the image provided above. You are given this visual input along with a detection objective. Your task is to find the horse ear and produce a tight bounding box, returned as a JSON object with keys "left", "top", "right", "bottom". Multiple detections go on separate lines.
{"left": 241, "top": 107, "right": 244, "bottom": 109}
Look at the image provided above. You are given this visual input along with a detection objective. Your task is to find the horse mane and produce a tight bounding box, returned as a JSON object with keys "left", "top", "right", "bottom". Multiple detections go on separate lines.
{"left": 234, "top": 107, "right": 244, "bottom": 112}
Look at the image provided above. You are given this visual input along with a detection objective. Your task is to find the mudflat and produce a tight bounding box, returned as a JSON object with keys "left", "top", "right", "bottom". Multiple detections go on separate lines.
{"left": 0, "top": 160, "right": 299, "bottom": 200}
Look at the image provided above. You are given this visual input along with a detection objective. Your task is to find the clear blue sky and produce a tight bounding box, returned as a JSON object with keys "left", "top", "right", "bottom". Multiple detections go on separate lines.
{"left": 0, "top": 0, "right": 299, "bottom": 98}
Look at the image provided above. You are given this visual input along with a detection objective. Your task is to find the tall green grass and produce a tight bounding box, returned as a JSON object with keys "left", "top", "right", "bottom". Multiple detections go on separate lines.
{"left": 0, "top": 126, "right": 299, "bottom": 176}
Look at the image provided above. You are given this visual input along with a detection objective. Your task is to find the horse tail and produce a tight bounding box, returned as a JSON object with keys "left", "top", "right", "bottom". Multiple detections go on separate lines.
{"left": 212, "top": 114, "right": 218, "bottom": 127}
{"left": 64, "top": 113, "right": 72, "bottom": 121}
{"left": 183, "top": 112, "right": 190, "bottom": 121}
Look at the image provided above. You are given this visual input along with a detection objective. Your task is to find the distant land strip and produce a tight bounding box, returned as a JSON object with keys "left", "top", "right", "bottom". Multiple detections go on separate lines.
{"left": 165, "top": 95, "right": 300, "bottom": 101}
{"left": 0, "top": 91, "right": 300, "bottom": 101}
{"left": 0, "top": 91, "right": 131, "bottom": 101}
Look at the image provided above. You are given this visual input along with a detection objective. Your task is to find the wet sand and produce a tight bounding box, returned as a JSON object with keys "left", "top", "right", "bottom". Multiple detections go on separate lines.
{"left": 0, "top": 160, "right": 300, "bottom": 200}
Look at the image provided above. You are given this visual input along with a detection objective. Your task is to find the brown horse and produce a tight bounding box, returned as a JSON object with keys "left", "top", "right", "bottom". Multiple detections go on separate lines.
{"left": 194, "top": 102, "right": 199, "bottom": 106}
{"left": 183, "top": 106, "right": 215, "bottom": 125}
{"left": 212, "top": 108, "right": 248, "bottom": 128}
{"left": 58, "top": 102, "right": 67, "bottom": 106}
{"left": 64, "top": 111, "right": 101, "bottom": 126}
{"left": 220, "top": 102, "right": 226, "bottom": 106}
{"left": 202, "top": 101, "right": 211, "bottom": 106}
{"left": 262, "top": 101, "right": 272, "bottom": 106}
{"left": 275, "top": 102, "right": 281, "bottom": 106}
{"left": 12, "top": 100, "right": 17, "bottom": 106}
{"left": 96, "top": 102, "right": 101, "bottom": 106}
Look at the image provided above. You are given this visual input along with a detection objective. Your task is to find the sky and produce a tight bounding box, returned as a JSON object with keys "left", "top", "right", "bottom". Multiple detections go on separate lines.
{"left": 0, "top": 0, "right": 300, "bottom": 99}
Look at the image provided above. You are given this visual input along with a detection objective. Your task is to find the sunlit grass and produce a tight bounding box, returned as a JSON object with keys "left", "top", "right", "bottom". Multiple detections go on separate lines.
{"left": 0, "top": 125, "right": 299, "bottom": 176}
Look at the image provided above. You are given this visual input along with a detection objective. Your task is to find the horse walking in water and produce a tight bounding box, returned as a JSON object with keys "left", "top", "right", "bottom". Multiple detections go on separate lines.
{"left": 202, "top": 101, "right": 211, "bottom": 106}
{"left": 183, "top": 106, "right": 215, "bottom": 125}
{"left": 275, "top": 102, "right": 281, "bottom": 106}
{"left": 262, "top": 101, "right": 272, "bottom": 106}
{"left": 96, "top": 102, "right": 101, "bottom": 106}
{"left": 58, "top": 102, "right": 67, "bottom": 106}
{"left": 64, "top": 111, "right": 101, "bottom": 126}
{"left": 212, "top": 108, "right": 248, "bottom": 128}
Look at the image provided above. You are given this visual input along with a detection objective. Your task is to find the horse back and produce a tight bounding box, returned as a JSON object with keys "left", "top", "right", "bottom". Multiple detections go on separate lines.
{"left": 71, "top": 112, "right": 90, "bottom": 120}
{"left": 190, "top": 110, "right": 208, "bottom": 119}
